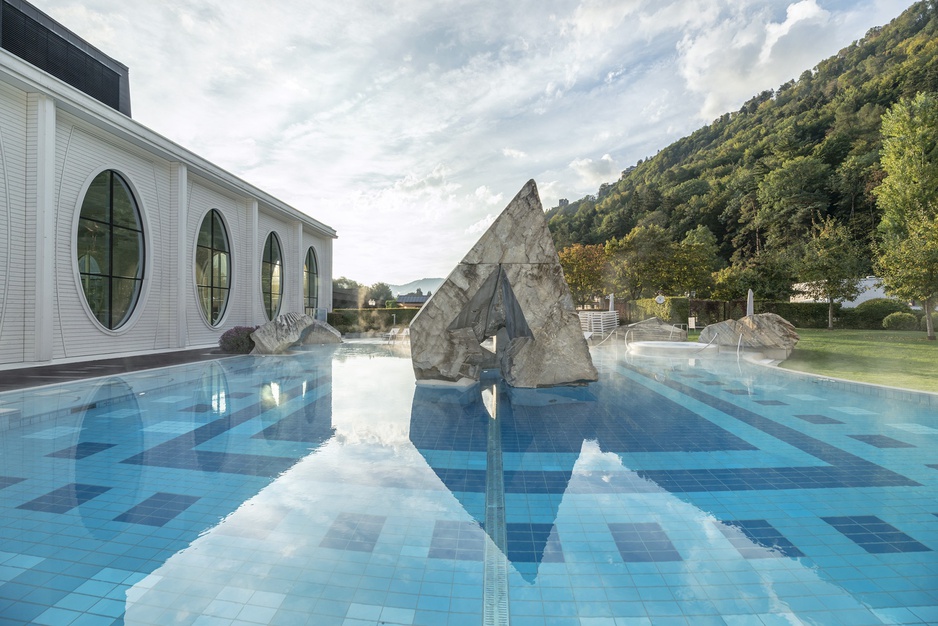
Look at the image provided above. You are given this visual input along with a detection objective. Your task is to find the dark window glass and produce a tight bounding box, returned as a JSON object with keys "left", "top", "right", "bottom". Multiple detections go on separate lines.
{"left": 304, "top": 247, "right": 319, "bottom": 315}
{"left": 195, "top": 210, "right": 231, "bottom": 326}
{"left": 262, "top": 233, "right": 283, "bottom": 320}
{"left": 76, "top": 171, "right": 144, "bottom": 329}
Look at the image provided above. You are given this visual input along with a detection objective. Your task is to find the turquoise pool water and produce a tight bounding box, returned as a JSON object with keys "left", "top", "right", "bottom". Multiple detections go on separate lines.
{"left": 0, "top": 341, "right": 936, "bottom": 625}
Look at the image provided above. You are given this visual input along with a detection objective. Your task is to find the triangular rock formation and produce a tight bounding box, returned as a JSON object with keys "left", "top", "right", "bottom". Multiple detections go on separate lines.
{"left": 410, "top": 180, "right": 598, "bottom": 388}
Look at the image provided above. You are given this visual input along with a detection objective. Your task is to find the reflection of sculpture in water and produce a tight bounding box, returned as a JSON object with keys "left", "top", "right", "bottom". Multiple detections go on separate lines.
{"left": 408, "top": 380, "right": 596, "bottom": 583}
{"left": 410, "top": 180, "right": 598, "bottom": 388}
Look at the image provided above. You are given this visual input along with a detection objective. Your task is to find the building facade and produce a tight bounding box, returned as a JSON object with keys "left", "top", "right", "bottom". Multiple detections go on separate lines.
{"left": 0, "top": 0, "right": 335, "bottom": 369}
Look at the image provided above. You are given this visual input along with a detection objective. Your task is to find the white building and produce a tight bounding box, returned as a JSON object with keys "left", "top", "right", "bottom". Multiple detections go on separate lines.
{"left": 790, "top": 277, "right": 890, "bottom": 308}
{"left": 0, "top": 0, "right": 335, "bottom": 369}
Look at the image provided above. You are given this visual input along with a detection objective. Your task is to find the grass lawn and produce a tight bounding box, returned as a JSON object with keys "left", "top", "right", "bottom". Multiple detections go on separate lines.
{"left": 779, "top": 328, "right": 938, "bottom": 393}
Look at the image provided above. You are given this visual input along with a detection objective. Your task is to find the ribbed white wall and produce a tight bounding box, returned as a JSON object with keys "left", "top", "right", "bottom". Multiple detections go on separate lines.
{"left": 0, "top": 81, "right": 27, "bottom": 364}
{"left": 185, "top": 175, "right": 253, "bottom": 346}
{"left": 53, "top": 113, "right": 171, "bottom": 359}
{"left": 257, "top": 209, "right": 296, "bottom": 320}
{"left": 0, "top": 77, "right": 334, "bottom": 367}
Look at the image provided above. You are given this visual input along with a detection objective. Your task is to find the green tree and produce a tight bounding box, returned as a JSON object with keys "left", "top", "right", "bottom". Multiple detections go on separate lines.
{"left": 366, "top": 282, "right": 394, "bottom": 307}
{"left": 558, "top": 243, "right": 608, "bottom": 307}
{"left": 756, "top": 156, "right": 832, "bottom": 252}
{"left": 873, "top": 91, "right": 938, "bottom": 339}
{"left": 333, "top": 276, "right": 362, "bottom": 290}
{"left": 798, "top": 217, "right": 866, "bottom": 329}
{"left": 605, "top": 225, "right": 674, "bottom": 299}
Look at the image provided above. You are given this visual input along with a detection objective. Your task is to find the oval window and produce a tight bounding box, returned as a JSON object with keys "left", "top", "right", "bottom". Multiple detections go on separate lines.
{"left": 304, "top": 247, "right": 319, "bottom": 316}
{"left": 261, "top": 232, "right": 283, "bottom": 320}
{"left": 196, "top": 210, "right": 231, "bottom": 325}
{"left": 76, "top": 170, "right": 144, "bottom": 329}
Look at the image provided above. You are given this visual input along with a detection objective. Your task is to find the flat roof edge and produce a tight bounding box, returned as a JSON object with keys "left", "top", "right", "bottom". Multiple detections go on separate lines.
{"left": 0, "top": 48, "right": 337, "bottom": 239}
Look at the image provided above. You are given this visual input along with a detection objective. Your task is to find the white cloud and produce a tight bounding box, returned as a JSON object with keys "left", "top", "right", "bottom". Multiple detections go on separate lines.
{"left": 760, "top": 0, "right": 830, "bottom": 64}
{"left": 502, "top": 147, "right": 527, "bottom": 159}
{"left": 30, "top": 0, "right": 914, "bottom": 284}
{"left": 570, "top": 153, "right": 619, "bottom": 188}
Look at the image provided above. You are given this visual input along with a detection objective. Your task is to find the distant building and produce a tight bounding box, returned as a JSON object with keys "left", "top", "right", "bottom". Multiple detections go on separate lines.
{"left": 396, "top": 294, "right": 430, "bottom": 308}
{"left": 790, "top": 277, "right": 890, "bottom": 308}
{"left": 0, "top": 0, "right": 335, "bottom": 369}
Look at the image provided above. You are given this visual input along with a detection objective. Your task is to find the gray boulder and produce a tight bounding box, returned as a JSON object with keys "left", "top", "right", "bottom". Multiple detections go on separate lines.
{"left": 251, "top": 313, "right": 341, "bottom": 354}
{"left": 698, "top": 313, "right": 799, "bottom": 360}
{"left": 410, "top": 180, "right": 598, "bottom": 388}
{"left": 301, "top": 319, "right": 343, "bottom": 345}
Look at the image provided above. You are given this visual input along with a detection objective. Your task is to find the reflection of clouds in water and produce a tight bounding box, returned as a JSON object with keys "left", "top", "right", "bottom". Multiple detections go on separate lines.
{"left": 568, "top": 439, "right": 865, "bottom": 620}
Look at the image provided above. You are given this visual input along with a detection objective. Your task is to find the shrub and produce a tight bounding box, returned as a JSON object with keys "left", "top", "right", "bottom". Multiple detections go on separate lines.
{"left": 882, "top": 312, "right": 918, "bottom": 330}
{"left": 327, "top": 308, "right": 419, "bottom": 333}
{"left": 758, "top": 301, "right": 833, "bottom": 328}
{"left": 921, "top": 313, "right": 936, "bottom": 331}
{"left": 845, "top": 298, "right": 912, "bottom": 329}
{"left": 219, "top": 325, "right": 259, "bottom": 353}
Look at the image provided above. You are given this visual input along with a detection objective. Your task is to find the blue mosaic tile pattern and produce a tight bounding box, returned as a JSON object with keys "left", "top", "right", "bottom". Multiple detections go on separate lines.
{"left": 0, "top": 475, "right": 25, "bottom": 490}
{"left": 0, "top": 344, "right": 935, "bottom": 625}
{"left": 849, "top": 433, "right": 915, "bottom": 448}
{"left": 822, "top": 515, "right": 932, "bottom": 554}
{"left": 428, "top": 520, "right": 485, "bottom": 561}
{"left": 506, "top": 523, "right": 563, "bottom": 564}
{"left": 319, "top": 512, "right": 387, "bottom": 552}
{"left": 609, "top": 522, "right": 682, "bottom": 562}
{"left": 113, "top": 492, "right": 199, "bottom": 527}
{"left": 46, "top": 441, "right": 115, "bottom": 459}
{"left": 16, "top": 483, "right": 110, "bottom": 514}
{"left": 717, "top": 519, "right": 805, "bottom": 558}
{"left": 794, "top": 413, "right": 844, "bottom": 424}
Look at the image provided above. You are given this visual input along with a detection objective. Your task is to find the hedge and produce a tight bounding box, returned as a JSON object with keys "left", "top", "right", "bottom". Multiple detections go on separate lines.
{"left": 626, "top": 299, "right": 835, "bottom": 328}
{"left": 627, "top": 297, "right": 690, "bottom": 324}
{"left": 327, "top": 308, "right": 419, "bottom": 333}
{"left": 756, "top": 301, "right": 834, "bottom": 329}
{"left": 840, "top": 298, "right": 912, "bottom": 330}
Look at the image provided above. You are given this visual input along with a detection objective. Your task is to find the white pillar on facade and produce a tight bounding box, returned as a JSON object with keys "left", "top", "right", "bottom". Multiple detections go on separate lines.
{"left": 249, "top": 200, "right": 261, "bottom": 323}
{"left": 295, "top": 221, "right": 304, "bottom": 314}
{"left": 173, "top": 163, "right": 189, "bottom": 348}
{"left": 30, "top": 93, "right": 55, "bottom": 362}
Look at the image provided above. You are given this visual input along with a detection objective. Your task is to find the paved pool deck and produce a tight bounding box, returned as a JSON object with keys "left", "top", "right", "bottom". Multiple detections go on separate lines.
{"left": 0, "top": 349, "right": 233, "bottom": 393}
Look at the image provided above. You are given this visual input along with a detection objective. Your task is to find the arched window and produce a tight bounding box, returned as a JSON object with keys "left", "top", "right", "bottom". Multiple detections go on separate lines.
{"left": 261, "top": 232, "right": 283, "bottom": 320}
{"left": 76, "top": 170, "right": 144, "bottom": 329}
{"left": 304, "top": 247, "right": 319, "bottom": 315}
{"left": 196, "top": 210, "right": 231, "bottom": 325}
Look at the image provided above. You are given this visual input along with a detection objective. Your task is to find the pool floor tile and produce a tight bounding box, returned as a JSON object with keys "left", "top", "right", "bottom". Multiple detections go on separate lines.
{"left": 717, "top": 519, "right": 805, "bottom": 558}
{"left": 16, "top": 483, "right": 111, "bottom": 514}
{"left": 608, "top": 523, "right": 682, "bottom": 562}
{"left": 320, "top": 512, "right": 387, "bottom": 553}
{"left": 46, "top": 442, "right": 116, "bottom": 459}
{"left": 821, "top": 515, "right": 932, "bottom": 554}
{"left": 113, "top": 492, "right": 200, "bottom": 527}
{"left": 848, "top": 434, "right": 915, "bottom": 448}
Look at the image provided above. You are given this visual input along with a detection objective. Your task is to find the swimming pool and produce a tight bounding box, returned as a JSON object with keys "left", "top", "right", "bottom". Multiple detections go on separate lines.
{"left": 0, "top": 341, "right": 936, "bottom": 625}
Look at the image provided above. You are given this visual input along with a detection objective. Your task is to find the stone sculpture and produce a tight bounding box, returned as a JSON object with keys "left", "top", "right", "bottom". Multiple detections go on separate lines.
{"left": 697, "top": 313, "right": 799, "bottom": 360}
{"left": 251, "top": 313, "right": 341, "bottom": 354}
{"left": 410, "top": 180, "right": 598, "bottom": 388}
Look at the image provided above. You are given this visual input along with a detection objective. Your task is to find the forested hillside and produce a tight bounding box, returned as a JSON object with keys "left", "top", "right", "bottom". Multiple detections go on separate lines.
{"left": 546, "top": 0, "right": 938, "bottom": 300}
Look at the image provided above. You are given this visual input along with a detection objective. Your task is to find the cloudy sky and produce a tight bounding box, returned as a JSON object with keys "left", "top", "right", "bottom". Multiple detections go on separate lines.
{"left": 37, "top": 0, "right": 910, "bottom": 285}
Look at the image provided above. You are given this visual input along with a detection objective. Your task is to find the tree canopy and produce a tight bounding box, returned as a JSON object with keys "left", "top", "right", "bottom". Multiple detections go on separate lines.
{"left": 873, "top": 91, "right": 938, "bottom": 339}
{"left": 546, "top": 1, "right": 938, "bottom": 303}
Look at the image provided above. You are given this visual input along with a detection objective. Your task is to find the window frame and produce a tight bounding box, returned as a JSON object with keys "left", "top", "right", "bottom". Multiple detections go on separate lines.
{"left": 195, "top": 209, "right": 232, "bottom": 327}
{"left": 261, "top": 232, "right": 283, "bottom": 320}
{"left": 303, "top": 246, "right": 319, "bottom": 316}
{"left": 74, "top": 169, "right": 147, "bottom": 332}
